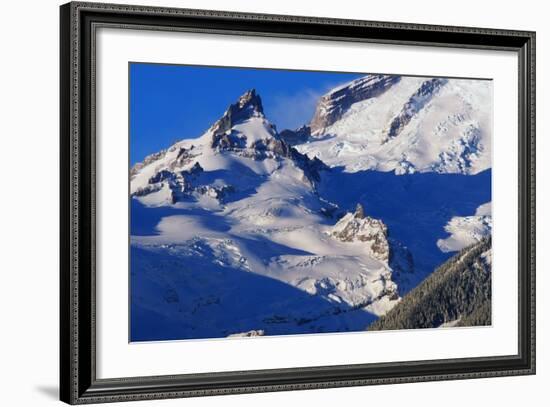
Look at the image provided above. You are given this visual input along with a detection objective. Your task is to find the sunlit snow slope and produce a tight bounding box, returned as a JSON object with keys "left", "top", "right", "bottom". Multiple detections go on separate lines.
{"left": 296, "top": 75, "right": 492, "bottom": 174}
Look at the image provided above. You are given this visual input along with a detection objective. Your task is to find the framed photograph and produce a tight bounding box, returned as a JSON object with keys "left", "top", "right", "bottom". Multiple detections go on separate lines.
{"left": 60, "top": 1, "right": 536, "bottom": 404}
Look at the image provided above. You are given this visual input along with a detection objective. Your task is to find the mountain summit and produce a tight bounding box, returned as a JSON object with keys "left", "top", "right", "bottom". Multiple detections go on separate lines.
{"left": 298, "top": 74, "right": 492, "bottom": 175}
{"left": 210, "top": 89, "right": 265, "bottom": 136}
{"left": 130, "top": 89, "right": 328, "bottom": 206}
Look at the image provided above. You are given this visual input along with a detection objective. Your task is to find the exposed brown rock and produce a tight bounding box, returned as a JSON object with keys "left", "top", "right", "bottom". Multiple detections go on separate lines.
{"left": 310, "top": 75, "right": 400, "bottom": 133}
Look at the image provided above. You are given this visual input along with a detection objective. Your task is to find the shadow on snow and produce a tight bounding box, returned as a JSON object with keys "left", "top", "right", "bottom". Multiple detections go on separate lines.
{"left": 130, "top": 246, "right": 376, "bottom": 341}
{"left": 129, "top": 168, "right": 491, "bottom": 340}
{"left": 318, "top": 167, "right": 491, "bottom": 281}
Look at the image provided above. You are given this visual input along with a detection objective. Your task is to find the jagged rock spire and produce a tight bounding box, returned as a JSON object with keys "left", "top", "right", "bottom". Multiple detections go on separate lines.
{"left": 236, "top": 89, "right": 263, "bottom": 113}
{"left": 354, "top": 203, "right": 365, "bottom": 219}
{"left": 210, "top": 89, "right": 264, "bottom": 136}
{"left": 331, "top": 203, "right": 389, "bottom": 261}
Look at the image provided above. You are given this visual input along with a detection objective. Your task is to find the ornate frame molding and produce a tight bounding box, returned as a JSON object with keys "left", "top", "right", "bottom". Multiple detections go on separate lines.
{"left": 60, "top": 2, "right": 535, "bottom": 404}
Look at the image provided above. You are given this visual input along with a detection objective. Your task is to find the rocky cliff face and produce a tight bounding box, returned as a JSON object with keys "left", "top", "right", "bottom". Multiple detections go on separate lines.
{"left": 309, "top": 75, "right": 401, "bottom": 133}
{"left": 209, "top": 89, "right": 265, "bottom": 137}
{"left": 331, "top": 204, "right": 390, "bottom": 261}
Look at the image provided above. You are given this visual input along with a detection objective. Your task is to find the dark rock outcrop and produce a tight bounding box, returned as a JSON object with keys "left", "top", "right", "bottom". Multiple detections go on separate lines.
{"left": 132, "top": 162, "right": 210, "bottom": 203}
{"left": 279, "top": 125, "right": 311, "bottom": 146}
{"left": 170, "top": 145, "right": 198, "bottom": 169}
{"left": 385, "top": 78, "right": 448, "bottom": 141}
{"left": 354, "top": 203, "right": 366, "bottom": 219}
{"left": 211, "top": 131, "right": 248, "bottom": 150}
{"left": 288, "top": 149, "right": 328, "bottom": 185}
{"left": 331, "top": 204, "right": 390, "bottom": 261}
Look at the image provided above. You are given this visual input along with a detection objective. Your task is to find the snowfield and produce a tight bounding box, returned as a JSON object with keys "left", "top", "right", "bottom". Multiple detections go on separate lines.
{"left": 437, "top": 202, "right": 492, "bottom": 253}
{"left": 298, "top": 76, "right": 492, "bottom": 175}
{"left": 130, "top": 76, "right": 492, "bottom": 341}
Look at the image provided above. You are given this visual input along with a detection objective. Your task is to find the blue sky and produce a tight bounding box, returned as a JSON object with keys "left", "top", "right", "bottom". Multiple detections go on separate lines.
{"left": 130, "top": 63, "right": 362, "bottom": 165}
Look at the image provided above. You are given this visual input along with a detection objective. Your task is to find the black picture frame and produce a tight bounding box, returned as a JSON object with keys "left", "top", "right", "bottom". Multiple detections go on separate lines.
{"left": 60, "top": 1, "right": 536, "bottom": 404}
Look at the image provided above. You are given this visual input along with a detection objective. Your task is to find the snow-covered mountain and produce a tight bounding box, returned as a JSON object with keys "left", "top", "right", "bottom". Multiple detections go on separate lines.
{"left": 131, "top": 90, "right": 326, "bottom": 207}
{"left": 130, "top": 89, "right": 404, "bottom": 341}
{"left": 293, "top": 74, "right": 492, "bottom": 175}
{"left": 130, "top": 74, "right": 492, "bottom": 341}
